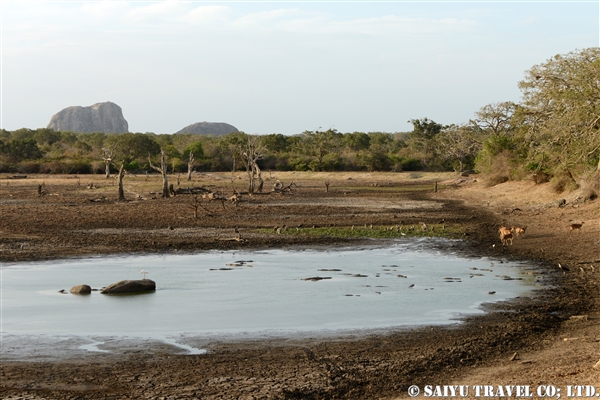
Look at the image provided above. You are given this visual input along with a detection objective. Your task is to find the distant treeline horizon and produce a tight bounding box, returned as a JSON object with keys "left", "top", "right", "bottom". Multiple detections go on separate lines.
{"left": 2, "top": 48, "right": 599, "bottom": 195}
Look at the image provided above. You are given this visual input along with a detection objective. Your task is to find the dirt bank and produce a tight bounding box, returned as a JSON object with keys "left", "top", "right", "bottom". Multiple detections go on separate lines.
{"left": 1, "top": 172, "right": 598, "bottom": 399}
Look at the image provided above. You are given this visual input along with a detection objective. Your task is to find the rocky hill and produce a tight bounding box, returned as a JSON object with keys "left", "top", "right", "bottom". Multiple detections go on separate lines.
{"left": 47, "top": 101, "right": 129, "bottom": 133}
{"left": 175, "top": 122, "right": 239, "bottom": 136}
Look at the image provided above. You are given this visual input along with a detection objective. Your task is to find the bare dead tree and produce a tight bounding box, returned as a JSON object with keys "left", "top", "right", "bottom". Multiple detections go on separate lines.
{"left": 101, "top": 147, "right": 114, "bottom": 179}
{"left": 203, "top": 191, "right": 227, "bottom": 209}
{"left": 148, "top": 149, "right": 170, "bottom": 198}
{"left": 241, "top": 136, "right": 264, "bottom": 195}
{"left": 228, "top": 190, "right": 241, "bottom": 207}
{"left": 273, "top": 180, "right": 297, "bottom": 193}
{"left": 116, "top": 161, "right": 126, "bottom": 201}
{"left": 325, "top": 181, "right": 330, "bottom": 193}
{"left": 187, "top": 151, "right": 195, "bottom": 181}
{"left": 190, "top": 195, "right": 201, "bottom": 219}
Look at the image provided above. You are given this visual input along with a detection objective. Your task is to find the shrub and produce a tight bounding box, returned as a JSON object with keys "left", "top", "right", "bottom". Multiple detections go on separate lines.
{"left": 399, "top": 158, "right": 423, "bottom": 171}
{"left": 65, "top": 160, "right": 92, "bottom": 174}
{"left": 17, "top": 161, "right": 41, "bottom": 174}
{"left": 484, "top": 151, "right": 514, "bottom": 187}
{"left": 532, "top": 172, "right": 550, "bottom": 184}
{"left": 91, "top": 161, "right": 105, "bottom": 174}
{"left": 39, "top": 161, "right": 66, "bottom": 174}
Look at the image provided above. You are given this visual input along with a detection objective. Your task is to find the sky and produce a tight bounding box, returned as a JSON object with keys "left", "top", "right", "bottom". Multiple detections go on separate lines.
{"left": 1, "top": 1, "right": 598, "bottom": 135}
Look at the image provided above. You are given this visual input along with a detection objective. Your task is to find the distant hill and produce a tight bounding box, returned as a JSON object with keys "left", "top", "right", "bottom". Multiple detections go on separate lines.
{"left": 47, "top": 101, "right": 128, "bottom": 133}
{"left": 175, "top": 122, "right": 239, "bottom": 136}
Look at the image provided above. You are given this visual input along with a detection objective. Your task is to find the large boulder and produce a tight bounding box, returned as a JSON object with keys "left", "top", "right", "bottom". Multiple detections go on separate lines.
{"left": 175, "top": 121, "right": 239, "bottom": 136}
{"left": 70, "top": 284, "right": 92, "bottom": 294}
{"left": 100, "top": 279, "right": 156, "bottom": 294}
{"left": 47, "top": 101, "right": 129, "bottom": 133}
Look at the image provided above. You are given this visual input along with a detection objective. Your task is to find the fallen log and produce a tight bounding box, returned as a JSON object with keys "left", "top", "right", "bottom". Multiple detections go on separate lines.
{"left": 175, "top": 186, "right": 211, "bottom": 195}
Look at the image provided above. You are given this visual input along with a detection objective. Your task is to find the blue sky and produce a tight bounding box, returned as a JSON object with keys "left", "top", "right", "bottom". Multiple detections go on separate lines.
{"left": 1, "top": 1, "right": 598, "bottom": 135}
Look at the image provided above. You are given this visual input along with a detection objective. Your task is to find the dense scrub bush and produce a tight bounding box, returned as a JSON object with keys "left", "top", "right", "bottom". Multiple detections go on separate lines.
{"left": 17, "top": 161, "right": 41, "bottom": 174}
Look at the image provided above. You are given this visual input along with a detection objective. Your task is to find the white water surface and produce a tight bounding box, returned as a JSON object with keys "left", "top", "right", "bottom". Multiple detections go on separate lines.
{"left": 1, "top": 240, "right": 538, "bottom": 342}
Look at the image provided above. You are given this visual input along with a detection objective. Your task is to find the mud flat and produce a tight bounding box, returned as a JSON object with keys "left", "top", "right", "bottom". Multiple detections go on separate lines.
{"left": 1, "top": 172, "right": 598, "bottom": 399}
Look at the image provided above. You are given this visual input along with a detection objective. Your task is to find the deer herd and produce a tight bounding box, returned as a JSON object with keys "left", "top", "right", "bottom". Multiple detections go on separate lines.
{"left": 498, "top": 221, "right": 586, "bottom": 245}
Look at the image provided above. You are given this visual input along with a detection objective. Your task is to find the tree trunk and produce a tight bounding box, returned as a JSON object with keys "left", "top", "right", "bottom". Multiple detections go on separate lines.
{"left": 187, "top": 151, "right": 194, "bottom": 181}
{"left": 254, "top": 163, "right": 264, "bottom": 193}
{"left": 149, "top": 149, "right": 170, "bottom": 198}
{"left": 246, "top": 165, "right": 254, "bottom": 195}
{"left": 105, "top": 160, "right": 111, "bottom": 179}
{"left": 160, "top": 151, "right": 169, "bottom": 198}
{"left": 117, "top": 161, "right": 125, "bottom": 201}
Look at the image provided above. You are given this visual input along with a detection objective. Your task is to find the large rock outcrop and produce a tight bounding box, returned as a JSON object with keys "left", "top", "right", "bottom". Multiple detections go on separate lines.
{"left": 47, "top": 101, "right": 129, "bottom": 133}
{"left": 175, "top": 122, "right": 238, "bottom": 136}
{"left": 100, "top": 279, "right": 156, "bottom": 294}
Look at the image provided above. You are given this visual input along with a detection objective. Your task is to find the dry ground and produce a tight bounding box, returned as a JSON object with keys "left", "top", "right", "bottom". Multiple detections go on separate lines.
{"left": 1, "top": 171, "right": 599, "bottom": 399}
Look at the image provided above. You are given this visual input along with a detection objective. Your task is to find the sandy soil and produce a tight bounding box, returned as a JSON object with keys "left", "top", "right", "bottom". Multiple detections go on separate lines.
{"left": 1, "top": 171, "right": 599, "bottom": 399}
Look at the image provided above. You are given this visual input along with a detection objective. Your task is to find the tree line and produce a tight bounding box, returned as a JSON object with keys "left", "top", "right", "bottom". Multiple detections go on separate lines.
{"left": 1, "top": 48, "right": 598, "bottom": 194}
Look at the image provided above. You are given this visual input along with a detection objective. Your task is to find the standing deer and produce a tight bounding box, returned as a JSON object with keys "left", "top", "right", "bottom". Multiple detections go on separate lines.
{"left": 569, "top": 222, "right": 584, "bottom": 233}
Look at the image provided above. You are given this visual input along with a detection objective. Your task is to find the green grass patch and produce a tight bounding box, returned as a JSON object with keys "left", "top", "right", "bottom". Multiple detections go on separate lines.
{"left": 257, "top": 224, "right": 465, "bottom": 239}
{"left": 332, "top": 184, "right": 446, "bottom": 192}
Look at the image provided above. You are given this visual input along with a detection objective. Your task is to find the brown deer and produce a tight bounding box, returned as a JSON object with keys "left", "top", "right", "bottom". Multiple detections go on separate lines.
{"left": 569, "top": 222, "right": 584, "bottom": 233}
{"left": 513, "top": 226, "right": 527, "bottom": 238}
{"left": 500, "top": 232, "right": 514, "bottom": 246}
{"left": 499, "top": 225, "right": 512, "bottom": 238}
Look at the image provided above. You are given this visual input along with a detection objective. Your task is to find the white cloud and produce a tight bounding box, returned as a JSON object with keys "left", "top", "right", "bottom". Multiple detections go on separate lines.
{"left": 181, "top": 5, "right": 231, "bottom": 25}
{"left": 2, "top": 1, "right": 596, "bottom": 133}
{"left": 125, "top": 1, "right": 188, "bottom": 24}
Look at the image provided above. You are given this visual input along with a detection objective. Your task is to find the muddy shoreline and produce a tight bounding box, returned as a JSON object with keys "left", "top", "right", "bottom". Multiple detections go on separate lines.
{"left": 1, "top": 173, "right": 598, "bottom": 399}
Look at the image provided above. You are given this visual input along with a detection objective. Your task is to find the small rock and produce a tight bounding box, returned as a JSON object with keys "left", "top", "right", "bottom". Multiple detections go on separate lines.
{"left": 70, "top": 284, "right": 92, "bottom": 294}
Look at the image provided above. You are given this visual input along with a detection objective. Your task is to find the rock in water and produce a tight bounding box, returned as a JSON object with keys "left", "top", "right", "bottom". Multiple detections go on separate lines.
{"left": 175, "top": 122, "right": 238, "bottom": 136}
{"left": 70, "top": 284, "right": 92, "bottom": 294}
{"left": 47, "top": 101, "right": 129, "bottom": 133}
{"left": 100, "top": 279, "right": 156, "bottom": 294}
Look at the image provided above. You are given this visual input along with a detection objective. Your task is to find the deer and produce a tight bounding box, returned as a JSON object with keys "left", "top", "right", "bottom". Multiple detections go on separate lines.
{"left": 569, "top": 222, "right": 584, "bottom": 233}
{"left": 499, "top": 225, "right": 512, "bottom": 238}
{"left": 500, "top": 232, "right": 514, "bottom": 246}
{"left": 513, "top": 226, "right": 527, "bottom": 238}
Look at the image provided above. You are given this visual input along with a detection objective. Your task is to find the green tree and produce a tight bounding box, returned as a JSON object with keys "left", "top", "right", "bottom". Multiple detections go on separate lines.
{"left": 344, "top": 132, "right": 371, "bottom": 152}
{"left": 407, "top": 118, "right": 445, "bottom": 165}
{"left": 33, "top": 128, "right": 62, "bottom": 146}
{"left": 219, "top": 132, "right": 249, "bottom": 173}
{"left": 0, "top": 138, "right": 44, "bottom": 163}
{"left": 518, "top": 48, "right": 600, "bottom": 180}
{"left": 104, "top": 133, "right": 161, "bottom": 164}
{"left": 434, "top": 125, "right": 483, "bottom": 171}
{"left": 297, "top": 129, "right": 343, "bottom": 171}
{"left": 260, "top": 134, "right": 290, "bottom": 153}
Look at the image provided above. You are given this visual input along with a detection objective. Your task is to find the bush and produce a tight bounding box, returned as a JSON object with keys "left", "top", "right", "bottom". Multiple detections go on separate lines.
{"left": 39, "top": 160, "right": 92, "bottom": 174}
{"left": 39, "top": 161, "right": 66, "bottom": 174}
{"left": 484, "top": 152, "right": 514, "bottom": 187}
{"left": 550, "top": 171, "right": 578, "bottom": 193}
{"left": 91, "top": 161, "right": 105, "bottom": 174}
{"left": 486, "top": 174, "right": 509, "bottom": 187}
{"left": 66, "top": 160, "right": 92, "bottom": 174}
{"left": 0, "top": 162, "right": 14, "bottom": 173}
{"left": 125, "top": 160, "right": 141, "bottom": 172}
{"left": 532, "top": 172, "right": 550, "bottom": 184}
{"left": 399, "top": 158, "right": 423, "bottom": 171}
{"left": 17, "top": 161, "right": 41, "bottom": 174}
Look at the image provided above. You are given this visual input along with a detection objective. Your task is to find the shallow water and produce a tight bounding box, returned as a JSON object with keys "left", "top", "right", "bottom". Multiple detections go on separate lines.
{"left": 1, "top": 239, "right": 538, "bottom": 338}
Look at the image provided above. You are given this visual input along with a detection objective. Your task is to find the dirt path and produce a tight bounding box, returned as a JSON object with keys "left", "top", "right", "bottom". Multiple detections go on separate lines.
{"left": 1, "top": 172, "right": 599, "bottom": 399}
